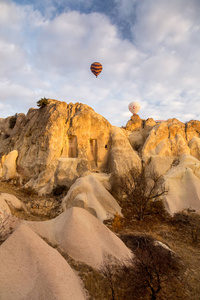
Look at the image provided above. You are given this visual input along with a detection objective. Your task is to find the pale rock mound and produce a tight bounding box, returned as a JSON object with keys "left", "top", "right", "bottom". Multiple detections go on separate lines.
{"left": 164, "top": 154, "right": 200, "bottom": 214}
{"left": 0, "top": 224, "right": 86, "bottom": 300}
{"left": 0, "top": 193, "right": 23, "bottom": 210}
{"left": 109, "top": 126, "right": 141, "bottom": 176}
{"left": 91, "top": 172, "right": 111, "bottom": 190}
{"left": 62, "top": 174, "right": 121, "bottom": 221}
{"left": 0, "top": 197, "right": 11, "bottom": 214}
{"left": 25, "top": 207, "right": 133, "bottom": 269}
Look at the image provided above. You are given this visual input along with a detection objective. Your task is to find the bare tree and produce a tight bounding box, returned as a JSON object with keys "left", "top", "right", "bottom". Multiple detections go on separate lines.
{"left": 100, "top": 236, "right": 185, "bottom": 300}
{"left": 112, "top": 165, "right": 168, "bottom": 221}
{"left": 100, "top": 261, "right": 118, "bottom": 300}
{"left": 120, "top": 235, "right": 185, "bottom": 300}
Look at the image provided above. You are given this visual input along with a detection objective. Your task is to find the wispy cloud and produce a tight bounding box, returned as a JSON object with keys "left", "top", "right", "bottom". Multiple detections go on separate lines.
{"left": 0, "top": 0, "right": 200, "bottom": 125}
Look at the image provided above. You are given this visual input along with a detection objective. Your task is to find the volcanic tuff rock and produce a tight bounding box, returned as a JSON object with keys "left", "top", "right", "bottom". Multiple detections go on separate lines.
{"left": 0, "top": 224, "right": 86, "bottom": 300}
{"left": 125, "top": 114, "right": 143, "bottom": 131}
{"left": 108, "top": 126, "right": 141, "bottom": 177}
{"left": 25, "top": 207, "right": 133, "bottom": 269}
{"left": 0, "top": 100, "right": 200, "bottom": 215}
{"left": 62, "top": 174, "right": 122, "bottom": 221}
{"left": 0, "top": 100, "right": 113, "bottom": 194}
{"left": 1, "top": 150, "right": 18, "bottom": 180}
{"left": 163, "top": 154, "right": 200, "bottom": 214}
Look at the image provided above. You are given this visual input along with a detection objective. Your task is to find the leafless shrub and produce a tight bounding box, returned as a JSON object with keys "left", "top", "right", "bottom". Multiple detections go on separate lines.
{"left": 112, "top": 165, "right": 168, "bottom": 221}
{"left": 171, "top": 211, "right": 200, "bottom": 245}
{"left": 100, "top": 235, "right": 185, "bottom": 300}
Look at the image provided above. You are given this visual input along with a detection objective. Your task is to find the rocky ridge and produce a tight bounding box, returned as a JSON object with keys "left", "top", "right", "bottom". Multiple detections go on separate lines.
{"left": 0, "top": 100, "right": 200, "bottom": 216}
{"left": 0, "top": 100, "right": 200, "bottom": 299}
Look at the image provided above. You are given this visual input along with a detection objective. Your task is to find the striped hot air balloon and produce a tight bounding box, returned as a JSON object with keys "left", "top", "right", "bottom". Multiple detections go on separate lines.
{"left": 90, "top": 62, "right": 103, "bottom": 78}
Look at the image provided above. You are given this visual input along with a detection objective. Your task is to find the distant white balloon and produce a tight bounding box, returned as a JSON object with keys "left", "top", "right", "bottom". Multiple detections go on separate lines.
{"left": 128, "top": 101, "right": 140, "bottom": 115}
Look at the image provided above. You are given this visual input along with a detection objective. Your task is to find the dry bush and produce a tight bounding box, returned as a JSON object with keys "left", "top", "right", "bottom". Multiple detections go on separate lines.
{"left": 9, "top": 113, "right": 18, "bottom": 129}
{"left": 52, "top": 185, "right": 69, "bottom": 197}
{"left": 111, "top": 165, "right": 168, "bottom": 221}
{"left": 111, "top": 212, "right": 124, "bottom": 232}
{"left": 37, "top": 97, "right": 49, "bottom": 108}
{"left": 170, "top": 211, "right": 200, "bottom": 245}
{"left": 99, "top": 235, "right": 185, "bottom": 300}
{"left": 120, "top": 234, "right": 185, "bottom": 300}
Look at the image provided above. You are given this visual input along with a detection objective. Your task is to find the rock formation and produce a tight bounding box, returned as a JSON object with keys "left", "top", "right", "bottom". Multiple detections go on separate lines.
{"left": 1, "top": 100, "right": 200, "bottom": 299}
{"left": 0, "top": 224, "right": 86, "bottom": 300}
{"left": 163, "top": 154, "right": 200, "bottom": 214}
{"left": 25, "top": 207, "right": 133, "bottom": 269}
{"left": 0, "top": 99, "right": 200, "bottom": 215}
{"left": 0, "top": 100, "right": 113, "bottom": 194}
{"left": 62, "top": 174, "right": 122, "bottom": 221}
{"left": 108, "top": 126, "right": 141, "bottom": 177}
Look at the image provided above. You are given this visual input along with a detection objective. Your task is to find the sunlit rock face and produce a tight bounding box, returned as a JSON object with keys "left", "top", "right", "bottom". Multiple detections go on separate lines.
{"left": 0, "top": 100, "right": 200, "bottom": 207}
{"left": 0, "top": 150, "right": 18, "bottom": 180}
{"left": 141, "top": 119, "right": 191, "bottom": 162}
{"left": 125, "top": 114, "right": 143, "bottom": 131}
{"left": 0, "top": 100, "right": 112, "bottom": 193}
{"left": 108, "top": 126, "right": 141, "bottom": 177}
{"left": 123, "top": 117, "right": 200, "bottom": 214}
{"left": 186, "top": 120, "right": 200, "bottom": 142}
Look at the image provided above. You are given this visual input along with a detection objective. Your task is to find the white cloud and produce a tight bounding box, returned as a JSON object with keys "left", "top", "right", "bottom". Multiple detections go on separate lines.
{"left": 0, "top": 0, "right": 200, "bottom": 126}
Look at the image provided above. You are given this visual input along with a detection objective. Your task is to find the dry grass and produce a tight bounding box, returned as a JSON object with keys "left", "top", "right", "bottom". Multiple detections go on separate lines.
{"left": 0, "top": 179, "right": 200, "bottom": 299}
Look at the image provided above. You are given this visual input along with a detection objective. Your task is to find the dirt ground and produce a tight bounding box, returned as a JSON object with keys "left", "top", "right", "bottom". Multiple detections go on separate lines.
{"left": 0, "top": 180, "right": 63, "bottom": 221}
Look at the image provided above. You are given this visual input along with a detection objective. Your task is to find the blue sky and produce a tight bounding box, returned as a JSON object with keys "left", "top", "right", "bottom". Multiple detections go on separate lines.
{"left": 1, "top": 0, "right": 200, "bottom": 126}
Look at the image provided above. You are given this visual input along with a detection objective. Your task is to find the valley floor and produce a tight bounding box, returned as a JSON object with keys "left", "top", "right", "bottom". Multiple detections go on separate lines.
{"left": 0, "top": 180, "right": 200, "bottom": 299}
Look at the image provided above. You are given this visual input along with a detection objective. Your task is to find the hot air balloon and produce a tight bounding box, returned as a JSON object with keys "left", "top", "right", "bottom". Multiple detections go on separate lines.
{"left": 90, "top": 62, "right": 103, "bottom": 78}
{"left": 128, "top": 101, "right": 140, "bottom": 115}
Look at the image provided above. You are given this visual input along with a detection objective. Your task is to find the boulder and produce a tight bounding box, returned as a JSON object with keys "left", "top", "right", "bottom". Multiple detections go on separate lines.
{"left": 62, "top": 174, "right": 122, "bottom": 221}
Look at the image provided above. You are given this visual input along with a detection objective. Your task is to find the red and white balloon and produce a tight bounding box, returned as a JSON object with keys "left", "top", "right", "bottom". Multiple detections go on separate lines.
{"left": 128, "top": 101, "right": 140, "bottom": 115}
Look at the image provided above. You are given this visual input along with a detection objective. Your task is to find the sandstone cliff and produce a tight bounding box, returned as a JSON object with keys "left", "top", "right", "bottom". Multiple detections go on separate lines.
{"left": 0, "top": 100, "right": 113, "bottom": 194}
{"left": 0, "top": 100, "right": 200, "bottom": 215}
